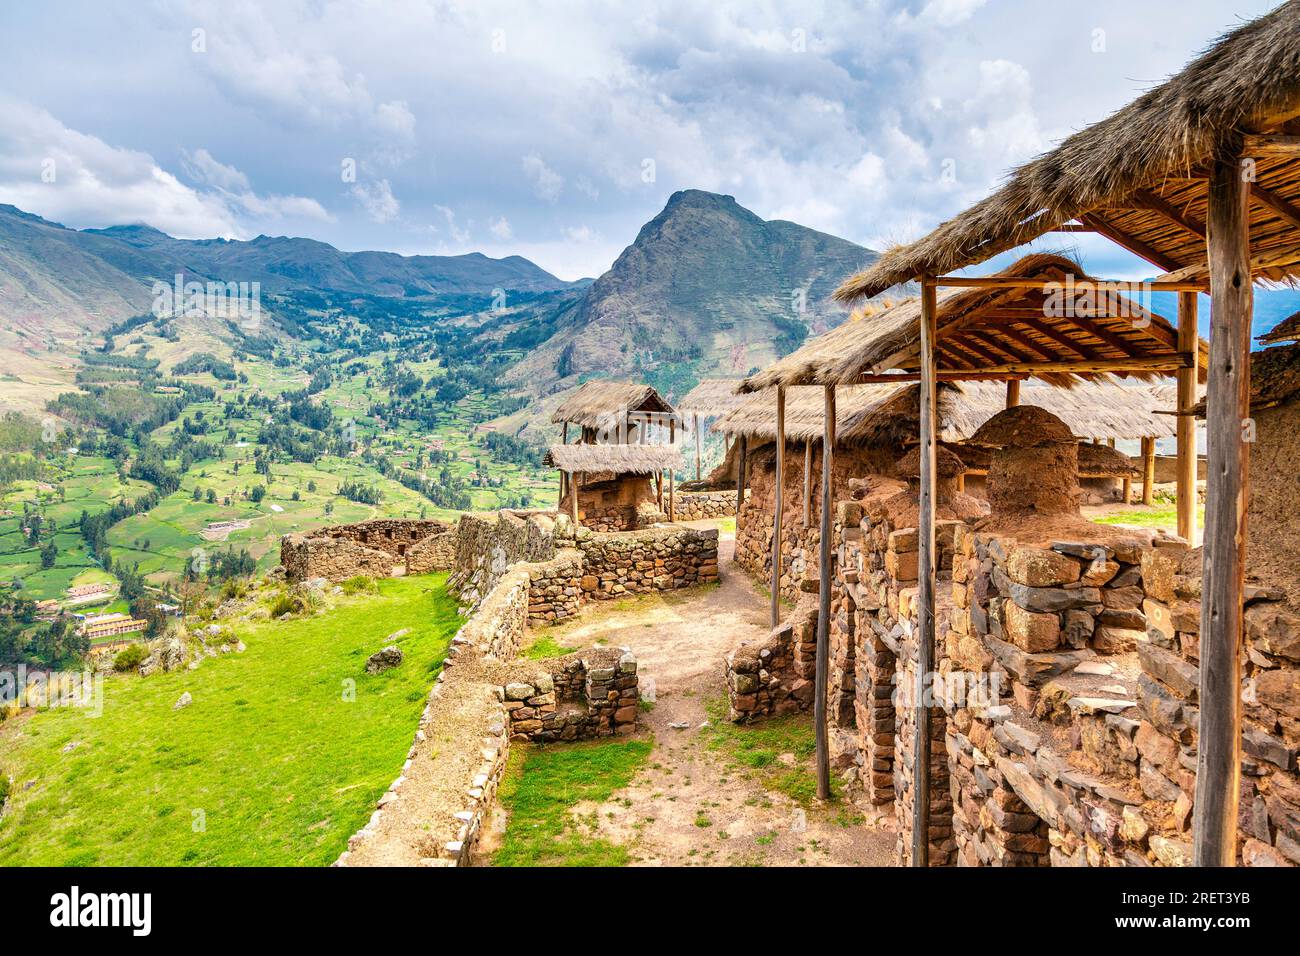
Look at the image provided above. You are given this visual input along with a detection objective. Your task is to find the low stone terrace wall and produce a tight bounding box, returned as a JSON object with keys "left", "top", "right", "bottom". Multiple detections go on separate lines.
{"left": 500, "top": 646, "right": 640, "bottom": 742}
{"left": 725, "top": 601, "right": 818, "bottom": 722}
{"left": 282, "top": 518, "right": 456, "bottom": 583}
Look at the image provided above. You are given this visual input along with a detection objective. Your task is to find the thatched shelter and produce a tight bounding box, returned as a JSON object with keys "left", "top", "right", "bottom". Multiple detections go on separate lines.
{"left": 544, "top": 443, "right": 686, "bottom": 532}
{"left": 550, "top": 380, "right": 677, "bottom": 441}
{"left": 742, "top": 253, "right": 1208, "bottom": 392}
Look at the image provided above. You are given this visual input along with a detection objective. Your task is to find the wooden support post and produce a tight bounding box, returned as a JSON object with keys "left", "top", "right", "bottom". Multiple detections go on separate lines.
{"left": 694, "top": 413, "right": 701, "bottom": 482}
{"left": 913, "top": 278, "right": 938, "bottom": 867}
{"left": 771, "top": 386, "right": 786, "bottom": 628}
{"left": 1194, "top": 156, "right": 1250, "bottom": 868}
{"left": 656, "top": 470, "right": 663, "bottom": 511}
{"left": 803, "top": 441, "right": 813, "bottom": 528}
{"left": 1122, "top": 474, "right": 1133, "bottom": 505}
{"left": 668, "top": 469, "right": 675, "bottom": 523}
{"left": 1177, "top": 292, "right": 1199, "bottom": 542}
{"left": 558, "top": 470, "right": 565, "bottom": 508}
{"left": 736, "top": 436, "right": 747, "bottom": 524}
{"left": 1141, "top": 436, "right": 1156, "bottom": 506}
{"left": 814, "top": 385, "right": 835, "bottom": 801}
{"left": 569, "top": 472, "right": 579, "bottom": 526}
{"left": 1005, "top": 378, "right": 1021, "bottom": 408}
{"left": 562, "top": 422, "right": 568, "bottom": 444}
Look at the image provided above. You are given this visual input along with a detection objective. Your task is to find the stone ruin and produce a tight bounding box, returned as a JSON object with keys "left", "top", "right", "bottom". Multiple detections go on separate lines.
{"left": 280, "top": 518, "right": 456, "bottom": 583}
{"left": 723, "top": 404, "right": 1300, "bottom": 868}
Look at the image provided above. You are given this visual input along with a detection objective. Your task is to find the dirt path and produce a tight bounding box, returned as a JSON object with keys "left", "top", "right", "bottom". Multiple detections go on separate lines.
{"left": 536, "top": 526, "right": 894, "bottom": 866}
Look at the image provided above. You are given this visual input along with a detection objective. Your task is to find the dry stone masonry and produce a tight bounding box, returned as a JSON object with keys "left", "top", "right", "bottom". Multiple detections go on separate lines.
{"left": 282, "top": 518, "right": 454, "bottom": 583}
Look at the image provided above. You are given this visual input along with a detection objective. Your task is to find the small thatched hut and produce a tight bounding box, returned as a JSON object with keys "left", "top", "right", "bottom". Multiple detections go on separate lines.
{"left": 550, "top": 380, "right": 677, "bottom": 443}
{"left": 677, "top": 378, "right": 748, "bottom": 482}
{"left": 544, "top": 443, "right": 685, "bottom": 532}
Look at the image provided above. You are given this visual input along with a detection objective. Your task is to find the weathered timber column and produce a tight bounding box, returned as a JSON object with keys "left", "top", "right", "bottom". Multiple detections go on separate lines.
{"left": 1141, "top": 436, "right": 1156, "bottom": 506}
{"left": 815, "top": 384, "right": 836, "bottom": 800}
{"left": 558, "top": 470, "right": 565, "bottom": 508}
{"left": 569, "top": 472, "right": 579, "bottom": 526}
{"left": 771, "top": 386, "right": 786, "bottom": 627}
{"left": 1177, "top": 292, "right": 1199, "bottom": 541}
{"left": 913, "top": 277, "right": 938, "bottom": 867}
{"left": 1005, "top": 378, "right": 1021, "bottom": 408}
{"left": 736, "top": 435, "right": 747, "bottom": 524}
{"left": 1194, "top": 155, "right": 1251, "bottom": 867}
{"left": 668, "top": 468, "right": 675, "bottom": 522}
{"left": 803, "top": 441, "right": 813, "bottom": 528}
{"left": 694, "top": 413, "right": 701, "bottom": 481}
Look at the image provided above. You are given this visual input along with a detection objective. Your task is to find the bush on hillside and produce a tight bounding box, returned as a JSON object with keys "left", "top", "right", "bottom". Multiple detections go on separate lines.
{"left": 113, "top": 644, "right": 147, "bottom": 673}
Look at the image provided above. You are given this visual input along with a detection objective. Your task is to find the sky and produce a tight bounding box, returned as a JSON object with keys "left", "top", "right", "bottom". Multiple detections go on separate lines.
{"left": 0, "top": 0, "right": 1282, "bottom": 282}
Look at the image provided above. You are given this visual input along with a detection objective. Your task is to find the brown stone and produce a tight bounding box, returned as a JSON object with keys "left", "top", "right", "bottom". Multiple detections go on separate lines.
{"left": 1246, "top": 603, "right": 1300, "bottom": 662}
{"left": 1257, "top": 668, "right": 1300, "bottom": 719}
{"left": 1006, "top": 547, "right": 1082, "bottom": 587}
{"left": 1094, "top": 626, "right": 1143, "bottom": 655}
{"left": 1004, "top": 600, "right": 1061, "bottom": 653}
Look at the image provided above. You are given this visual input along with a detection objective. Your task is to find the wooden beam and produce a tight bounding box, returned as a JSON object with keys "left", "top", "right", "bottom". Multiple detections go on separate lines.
{"left": 771, "top": 386, "right": 785, "bottom": 628}
{"left": 1194, "top": 157, "right": 1250, "bottom": 868}
{"left": 1177, "top": 293, "right": 1199, "bottom": 542}
{"left": 931, "top": 275, "right": 1207, "bottom": 292}
{"left": 1134, "top": 189, "right": 1207, "bottom": 240}
{"left": 1247, "top": 181, "right": 1300, "bottom": 230}
{"left": 814, "top": 385, "right": 835, "bottom": 802}
{"left": 694, "top": 413, "right": 701, "bottom": 482}
{"left": 1005, "top": 379, "right": 1021, "bottom": 408}
{"left": 855, "top": 371, "right": 1030, "bottom": 384}
{"left": 562, "top": 422, "right": 568, "bottom": 444}
{"left": 1242, "top": 133, "right": 1300, "bottom": 156}
{"left": 803, "top": 441, "right": 813, "bottom": 529}
{"left": 1078, "top": 213, "right": 1186, "bottom": 272}
{"left": 1013, "top": 316, "right": 1107, "bottom": 361}
{"left": 735, "top": 436, "right": 747, "bottom": 525}
{"left": 1141, "top": 436, "right": 1156, "bottom": 506}
{"left": 960, "top": 357, "right": 1188, "bottom": 376}
{"left": 913, "top": 279, "right": 938, "bottom": 867}
{"left": 1048, "top": 223, "right": 1094, "bottom": 233}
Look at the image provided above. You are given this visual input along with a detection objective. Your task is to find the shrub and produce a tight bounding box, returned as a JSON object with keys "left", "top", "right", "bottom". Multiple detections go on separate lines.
{"left": 0, "top": 773, "right": 9, "bottom": 807}
{"left": 269, "top": 593, "right": 299, "bottom": 619}
{"left": 113, "top": 643, "right": 147, "bottom": 672}
{"left": 340, "top": 575, "right": 377, "bottom": 595}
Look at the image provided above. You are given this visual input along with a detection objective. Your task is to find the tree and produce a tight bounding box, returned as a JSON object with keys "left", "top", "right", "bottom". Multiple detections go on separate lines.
{"left": 250, "top": 485, "right": 267, "bottom": 503}
{"left": 39, "top": 539, "right": 56, "bottom": 569}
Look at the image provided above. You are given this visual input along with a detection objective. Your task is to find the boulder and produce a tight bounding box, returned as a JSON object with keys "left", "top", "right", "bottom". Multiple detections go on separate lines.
{"left": 365, "top": 646, "right": 404, "bottom": 675}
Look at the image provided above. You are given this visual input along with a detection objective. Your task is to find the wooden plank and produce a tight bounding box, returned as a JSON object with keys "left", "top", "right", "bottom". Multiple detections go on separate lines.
{"left": 1177, "top": 293, "right": 1199, "bottom": 542}
{"left": 1193, "top": 157, "right": 1250, "bottom": 868}
{"left": 815, "top": 385, "right": 835, "bottom": 801}
{"left": 913, "top": 279, "right": 938, "bottom": 867}
{"left": 1142, "top": 436, "right": 1156, "bottom": 506}
{"left": 771, "top": 386, "right": 785, "bottom": 629}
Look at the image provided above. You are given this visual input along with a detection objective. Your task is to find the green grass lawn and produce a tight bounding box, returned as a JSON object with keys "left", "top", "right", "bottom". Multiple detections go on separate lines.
{"left": 0, "top": 574, "right": 462, "bottom": 866}
{"left": 700, "top": 697, "right": 834, "bottom": 805}
{"left": 1091, "top": 504, "right": 1205, "bottom": 532}
{"left": 493, "top": 738, "right": 652, "bottom": 866}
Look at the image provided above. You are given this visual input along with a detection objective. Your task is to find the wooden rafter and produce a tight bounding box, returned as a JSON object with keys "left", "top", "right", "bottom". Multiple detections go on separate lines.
{"left": 1079, "top": 212, "right": 1185, "bottom": 272}
{"left": 1013, "top": 316, "right": 1106, "bottom": 361}
{"left": 1248, "top": 181, "right": 1300, "bottom": 230}
{"left": 1133, "top": 189, "right": 1207, "bottom": 240}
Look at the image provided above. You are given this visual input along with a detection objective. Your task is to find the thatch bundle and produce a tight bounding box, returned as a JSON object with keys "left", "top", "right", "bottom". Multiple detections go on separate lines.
{"left": 835, "top": 2, "right": 1300, "bottom": 300}
{"left": 966, "top": 405, "right": 1076, "bottom": 448}
{"left": 544, "top": 443, "right": 684, "bottom": 475}
{"left": 677, "top": 379, "right": 748, "bottom": 419}
{"left": 550, "top": 381, "right": 675, "bottom": 430}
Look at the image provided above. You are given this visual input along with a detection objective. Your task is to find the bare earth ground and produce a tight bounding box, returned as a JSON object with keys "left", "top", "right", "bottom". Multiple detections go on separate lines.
{"left": 512, "top": 525, "right": 894, "bottom": 866}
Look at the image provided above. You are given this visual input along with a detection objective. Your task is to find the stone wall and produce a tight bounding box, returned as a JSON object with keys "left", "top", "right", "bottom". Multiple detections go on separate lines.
{"left": 282, "top": 517, "right": 455, "bottom": 583}
{"left": 561, "top": 474, "right": 661, "bottom": 532}
{"left": 735, "top": 441, "right": 901, "bottom": 605}
{"left": 448, "top": 510, "right": 558, "bottom": 609}
{"left": 501, "top": 646, "right": 640, "bottom": 742}
{"left": 725, "top": 601, "right": 818, "bottom": 722}
{"left": 575, "top": 524, "right": 718, "bottom": 599}
{"left": 676, "top": 490, "right": 738, "bottom": 520}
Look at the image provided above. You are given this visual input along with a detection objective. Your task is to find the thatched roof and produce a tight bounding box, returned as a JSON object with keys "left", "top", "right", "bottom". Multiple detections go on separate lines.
{"left": 967, "top": 406, "right": 1076, "bottom": 448}
{"left": 836, "top": 3, "right": 1300, "bottom": 300}
{"left": 1194, "top": 341, "right": 1300, "bottom": 415}
{"left": 549, "top": 381, "right": 676, "bottom": 429}
{"left": 744, "top": 254, "right": 1207, "bottom": 391}
{"left": 677, "top": 378, "right": 748, "bottom": 419}
{"left": 1261, "top": 308, "right": 1300, "bottom": 344}
{"left": 1078, "top": 443, "right": 1141, "bottom": 478}
{"left": 717, "top": 376, "right": 1179, "bottom": 448}
{"left": 544, "top": 443, "right": 684, "bottom": 475}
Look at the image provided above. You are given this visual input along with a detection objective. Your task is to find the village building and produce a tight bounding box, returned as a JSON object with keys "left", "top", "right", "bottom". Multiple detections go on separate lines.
{"left": 544, "top": 443, "right": 683, "bottom": 531}
{"left": 79, "top": 613, "right": 148, "bottom": 641}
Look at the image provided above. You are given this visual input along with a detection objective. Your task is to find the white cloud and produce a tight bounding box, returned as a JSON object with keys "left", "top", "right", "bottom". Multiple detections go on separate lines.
{"left": 351, "top": 179, "right": 400, "bottom": 224}
{"left": 521, "top": 153, "right": 564, "bottom": 203}
{"left": 488, "top": 215, "right": 513, "bottom": 240}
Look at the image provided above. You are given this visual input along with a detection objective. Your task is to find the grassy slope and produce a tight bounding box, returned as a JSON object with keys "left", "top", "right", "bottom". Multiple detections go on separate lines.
{"left": 0, "top": 574, "right": 461, "bottom": 866}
